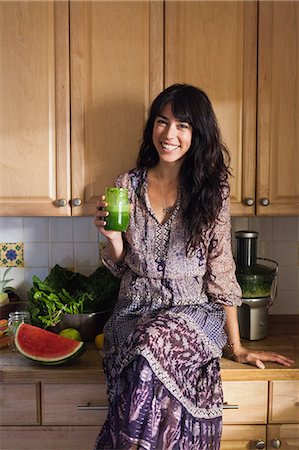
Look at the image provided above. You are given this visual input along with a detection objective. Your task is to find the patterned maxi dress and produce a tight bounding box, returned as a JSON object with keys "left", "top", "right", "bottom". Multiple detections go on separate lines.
{"left": 94, "top": 168, "right": 242, "bottom": 450}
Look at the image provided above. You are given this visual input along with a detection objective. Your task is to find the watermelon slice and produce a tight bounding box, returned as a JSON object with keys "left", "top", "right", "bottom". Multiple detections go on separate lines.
{"left": 15, "top": 323, "right": 86, "bottom": 365}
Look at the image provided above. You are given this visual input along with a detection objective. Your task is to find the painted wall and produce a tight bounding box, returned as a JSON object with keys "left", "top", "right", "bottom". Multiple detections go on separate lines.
{"left": 0, "top": 216, "right": 298, "bottom": 314}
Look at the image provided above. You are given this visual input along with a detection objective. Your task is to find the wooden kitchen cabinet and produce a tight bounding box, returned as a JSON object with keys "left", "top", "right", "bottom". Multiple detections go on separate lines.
{"left": 0, "top": 0, "right": 163, "bottom": 217}
{"left": 221, "top": 381, "right": 268, "bottom": 449}
{"left": 165, "top": 0, "right": 257, "bottom": 216}
{"left": 165, "top": 0, "right": 299, "bottom": 216}
{"left": 257, "top": 2, "right": 299, "bottom": 216}
{"left": 42, "top": 382, "right": 108, "bottom": 425}
{"left": 1, "top": 1, "right": 298, "bottom": 217}
{"left": 221, "top": 425, "right": 267, "bottom": 450}
{"left": 0, "top": 1, "right": 71, "bottom": 216}
{"left": 69, "top": 1, "right": 163, "bottom": 215}
{"left": 0, "top": 383, "right": 40, "bottom": 426}
{"left": 267, "top": 381, "right": 299, "bottom": 449}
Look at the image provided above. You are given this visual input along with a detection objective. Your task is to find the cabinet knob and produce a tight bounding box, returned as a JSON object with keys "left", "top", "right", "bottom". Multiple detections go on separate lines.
{"left": 244, "top": 197, "right": 254, "bottom": 206}
{"left": 55, "top": 198, "right": 67, "bottom": 207}
{"left": 260, "top": 197, "right": 270, "bottom": 206}
{"left": 72, "top": 198, "right": 82, "bottom": 207}
{"left": 255, "top": 440, "right": 265, "bottom": 449}
{"left": 271, "top": 439, "right": 281, "bottom": 449}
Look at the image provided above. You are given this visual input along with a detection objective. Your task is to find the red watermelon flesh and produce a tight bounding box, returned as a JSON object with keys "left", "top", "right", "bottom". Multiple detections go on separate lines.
{"left": 15, "top": 323, "right": 86, "bottom": 364}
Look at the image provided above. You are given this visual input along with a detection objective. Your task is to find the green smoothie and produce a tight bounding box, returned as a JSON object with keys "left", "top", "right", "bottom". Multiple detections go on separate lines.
{"left": 104, "top": 187, "right": 130, "bottom": 231}
{"left": 105, "top": 210, "right": 130, "bottom": 231}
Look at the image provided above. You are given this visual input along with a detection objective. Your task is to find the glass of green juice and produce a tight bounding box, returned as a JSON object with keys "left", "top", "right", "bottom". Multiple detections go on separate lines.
{"left": 104, "top": 187, "right": 130, "bottom": 231}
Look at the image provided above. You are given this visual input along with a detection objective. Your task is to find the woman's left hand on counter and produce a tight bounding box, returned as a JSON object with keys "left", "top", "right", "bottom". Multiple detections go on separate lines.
{"left": 231, "top": 345, "right": 295, "bottom": 369}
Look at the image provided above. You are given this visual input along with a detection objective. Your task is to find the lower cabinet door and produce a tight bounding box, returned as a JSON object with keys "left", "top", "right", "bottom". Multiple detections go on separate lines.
{"left": 267, "top": 424, "right": 299, "bottom": 450}
{"left": 221, "top": 425, "right": 266, "bottom": 450}
{"left": 0, "top": 426, "right": 100, "bottom": 450}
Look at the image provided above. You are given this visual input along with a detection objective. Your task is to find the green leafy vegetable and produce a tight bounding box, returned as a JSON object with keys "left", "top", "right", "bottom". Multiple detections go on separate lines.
{"left": 28, "top": 265, "right": 120, "bottom": 328}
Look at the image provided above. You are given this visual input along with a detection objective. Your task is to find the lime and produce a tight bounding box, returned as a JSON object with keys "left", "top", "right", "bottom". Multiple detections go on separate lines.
{"left": 95, "top": 333, "right": 104, "bottom": 349}
{"left": 59, "top": 328, "right": 82, "bottom": 341}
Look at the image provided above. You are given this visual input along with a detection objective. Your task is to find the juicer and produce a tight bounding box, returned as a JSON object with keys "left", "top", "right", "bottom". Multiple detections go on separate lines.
{"left": 235, "top": 231, "right": 278, "bottom": 340}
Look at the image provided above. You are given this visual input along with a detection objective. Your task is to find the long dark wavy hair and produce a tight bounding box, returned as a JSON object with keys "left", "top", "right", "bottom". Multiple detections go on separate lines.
{"left": 137, "top": 83, "right": 231, "bottom": 250}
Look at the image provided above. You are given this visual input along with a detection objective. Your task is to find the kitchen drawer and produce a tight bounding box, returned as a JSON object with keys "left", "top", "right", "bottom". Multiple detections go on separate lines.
{"left": 0, "top": 383, "right": 40, "bottom": 425}
{"left": 222, "top": 381, "right": 268, "bottom": 425}
{"left": 0, "top": 425, "right": 100, "bottom": 450}
{"left": 269, "top": 381, "right": 299, "bottom": 424}
{"left": 221, "top": 425, "right": 266, "bottom": 450}
{"left": 42, "top": 383, "right": 108, "bottom": 425}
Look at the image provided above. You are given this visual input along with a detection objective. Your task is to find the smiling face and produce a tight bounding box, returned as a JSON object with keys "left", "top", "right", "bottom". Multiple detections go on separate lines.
{"left": 152, "top": 102, "right": 192, "bottom": 164}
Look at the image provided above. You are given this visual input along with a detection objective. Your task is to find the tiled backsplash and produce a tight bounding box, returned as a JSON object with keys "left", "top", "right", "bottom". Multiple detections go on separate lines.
{"left": 0, "top": 216, "right": 298, "bottom": 315}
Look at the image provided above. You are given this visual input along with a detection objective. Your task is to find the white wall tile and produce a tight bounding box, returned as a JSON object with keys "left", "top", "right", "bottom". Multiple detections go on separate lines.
{"left": 24, "top": 218, "right": 49, "bottom": 242}
{"left": 257, "top": 242, "right": 274, "bottom": 260}
{"left": 24, "top": 243, "right": 49, "bottom": 267}
{"left": 50, "top": 243, "right": 74, "bottom": 268}
{"left": 270, "top": 290, "right": 299, "bottom": 315}
{"left": 277, "top": 265, "right": 299, "bottom": 291}
{"left": 73, "top": 217, "right": 98, "bottom": 242}
{"left": 248, "top": 216, "right": 273, "bottom": 241}
{"left": 273, "top": 217, "right": 298, "bottom": 241}
{"left": 74, "top": 243, "right": 99, "bottom": 267}
{"left": 49, "top": 218, "right": 73, "bottom": 242}
{"left": 273, "top": 241, "right": 298, "bottom": 266}
{"left": 0, "top": 218, "right": 24, "bottom": 242}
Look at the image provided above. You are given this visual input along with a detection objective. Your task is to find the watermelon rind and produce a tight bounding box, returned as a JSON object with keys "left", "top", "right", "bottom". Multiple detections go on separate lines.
{"left": 15, "top": 323, "right": 86, "bottom": 365}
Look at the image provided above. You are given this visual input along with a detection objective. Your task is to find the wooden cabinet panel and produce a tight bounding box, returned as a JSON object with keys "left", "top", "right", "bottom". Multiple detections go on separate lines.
{"left": 268, "top": 424, "right": 299, "bottom": 450}
{"left": 165, "top": 0, "right": 257, "bottom": 216}
{"left": 269, "top": 381, "right": 299, "bottom": 424}
{"left": 222, "top": 381, "right": 268, "bottom": 424}
{"left": 70, "top": 1, "right": 163, "bottom": 215}
{"left": 257, "top": 1, "right": 299, "bottom": 215}
{"left": 0, "top": 425, "right": 99, "bottom": 450}
{"left": 221, "top": 424, "right": 266, "bottom": 450}
{"left": 0, "top": 383, "right": 40, "bottom": 425}
{"left": 0, "top": 1, "right": 70, "bottom": 216}
{"left": 42, "top": 383, "right": 108, "bottom": 425}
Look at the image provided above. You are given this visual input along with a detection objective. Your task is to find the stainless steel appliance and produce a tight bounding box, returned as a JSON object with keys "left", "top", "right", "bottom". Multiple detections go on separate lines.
{"left": 235, "top": 231, "right": 278, "bottom": 340}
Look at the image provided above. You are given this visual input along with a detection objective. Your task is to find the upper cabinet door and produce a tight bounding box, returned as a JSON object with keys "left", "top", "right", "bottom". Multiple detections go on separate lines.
{"left": 0, "top": 1, "right": 70, "bottom": 216}
{"left": 70, "top": 1, "right": 163, "bottom": 216}
{"left": 257, "top": 1, "right": 299, "bottom": 215}
{"left": 165, "top": 0, "right": 257, "bottom": 216}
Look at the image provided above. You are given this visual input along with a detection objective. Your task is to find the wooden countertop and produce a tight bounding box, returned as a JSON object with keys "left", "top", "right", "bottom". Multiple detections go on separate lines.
{"left": 221, "top": 314, "right": 299, "bottom": 381}
{"left": 1, "top": 315, "right": 298, "bottom": 384}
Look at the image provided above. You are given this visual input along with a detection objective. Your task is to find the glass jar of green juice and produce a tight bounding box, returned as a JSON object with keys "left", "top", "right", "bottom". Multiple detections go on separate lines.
{"left": 104, "top": 187, "right": 130, "bottom": 232}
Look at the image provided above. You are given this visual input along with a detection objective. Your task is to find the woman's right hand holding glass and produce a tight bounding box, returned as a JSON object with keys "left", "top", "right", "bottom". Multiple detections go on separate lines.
{"left": 94, "top": 195, "right": 122, "bottom": 240}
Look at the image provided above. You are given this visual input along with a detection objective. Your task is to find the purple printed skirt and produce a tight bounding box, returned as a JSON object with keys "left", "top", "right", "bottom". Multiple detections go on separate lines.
{"left": 94, "top": 306, "right": 226, "bottom": 450}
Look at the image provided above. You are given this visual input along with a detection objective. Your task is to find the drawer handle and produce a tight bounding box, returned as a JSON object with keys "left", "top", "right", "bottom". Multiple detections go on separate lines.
{"left": 77, "top": 402, "right": 108, "bottom": 411}
{"left": 223, "top": 402, "right": 239, "bottom": 410}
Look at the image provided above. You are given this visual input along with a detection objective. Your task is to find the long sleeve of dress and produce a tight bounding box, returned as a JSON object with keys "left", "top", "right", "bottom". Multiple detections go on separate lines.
{"left": 204, "top": 191, "right": 242, "bottom": 307}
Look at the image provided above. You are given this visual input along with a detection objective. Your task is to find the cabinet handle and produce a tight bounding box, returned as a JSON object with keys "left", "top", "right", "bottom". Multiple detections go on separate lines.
{"left": 55, "top": 198, "right": 67, "bottom": 207}
{"left": 271, "top": 439, "right": 281, "bottom": 449}
{"left": 260, "top": 197, "right": 270, "bottom": 206}
{"left": 244, "top": 197, "right": 254, "bottom": 206}
{"left": 77, "top": 403, "right": 108, "bottom": 411}
{"left": 72, "top": 198, "right": 82, "bottom": 207}
{"left": 255, "top": 440, "right": 265, "bottom": 449}
{"left": 223, "top": 402, "right": 239, "bottom": 409}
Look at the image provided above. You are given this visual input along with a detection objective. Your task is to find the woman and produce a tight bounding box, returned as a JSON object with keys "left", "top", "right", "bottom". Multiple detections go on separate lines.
{"left": 94, "top": 84, "right": 293, "bottom": 450}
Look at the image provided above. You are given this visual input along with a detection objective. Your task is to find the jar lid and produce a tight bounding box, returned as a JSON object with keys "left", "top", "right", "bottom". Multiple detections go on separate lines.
{"left": 235, "top": 230, "right": 258, "bottom": 239}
